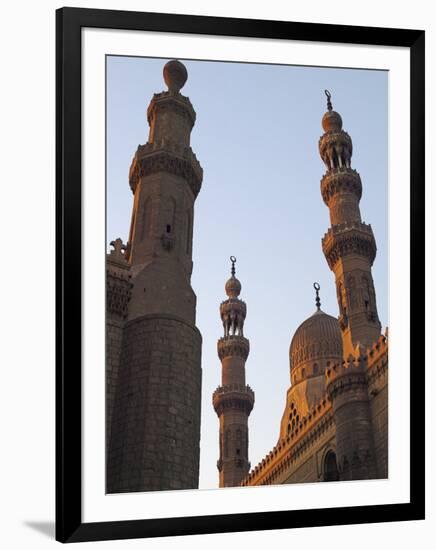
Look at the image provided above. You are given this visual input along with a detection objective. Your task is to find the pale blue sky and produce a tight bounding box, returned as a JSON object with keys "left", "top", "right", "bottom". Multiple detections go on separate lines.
{"left": 107, "top": 56, "right": 388, "bottom": 490}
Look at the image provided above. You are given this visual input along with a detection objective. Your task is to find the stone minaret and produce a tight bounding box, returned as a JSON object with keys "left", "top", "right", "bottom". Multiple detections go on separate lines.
{"left": 213, "top": 257, "right": 254, "bottom": 487}
{"left": 107, "top": 60, "right": 203, "bottom": 493}
{"left": 319, "top": 90, "right": 381, "bottom": 356}
{"left": 320, "top": 91, "right": 378, "bottom": 481}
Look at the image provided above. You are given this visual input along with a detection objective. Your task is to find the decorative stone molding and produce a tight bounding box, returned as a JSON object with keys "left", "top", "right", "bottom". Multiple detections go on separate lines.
{"left": 322, "top": 222, "right": 377, "bottom": 268}
{"left": 106, "top": 270, "right": 132, "bottom": 319}
{"left": 212, "top": 384, "right": 255, "bottom": 416}
{"left": 320, "top": 167, "right": 362, "bottom": 205}
{"left": 129, "top": 148, "right": 203, "bottom": 198}
{"left": 217, "top": 335, "right": 250, "bottom": 360}
{"left": 108, "top": 237, "right": 129, "bottom": 266}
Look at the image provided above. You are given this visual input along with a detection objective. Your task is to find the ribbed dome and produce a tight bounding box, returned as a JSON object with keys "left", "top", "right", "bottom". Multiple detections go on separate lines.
{"left": 290, "top": 309, "right": 343, "bottom": 380}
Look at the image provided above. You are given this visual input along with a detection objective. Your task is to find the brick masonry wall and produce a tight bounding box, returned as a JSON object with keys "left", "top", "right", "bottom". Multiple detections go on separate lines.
{"left": 107, "top": 313, "right": 202, "bottom": 493}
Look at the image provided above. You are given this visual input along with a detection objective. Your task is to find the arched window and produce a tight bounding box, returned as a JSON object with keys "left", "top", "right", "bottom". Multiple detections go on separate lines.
{"left": 323, "top": 450, "right": 339, "bottom": 481}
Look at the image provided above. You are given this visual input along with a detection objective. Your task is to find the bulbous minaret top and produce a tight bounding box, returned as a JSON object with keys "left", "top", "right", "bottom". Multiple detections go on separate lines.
{"left": 220, "top": 256, "right": 246, "bottom": 338}
{"left": 319, "top": 90, "right": 352, "bottom": 173}
{"left": 163, "top": 59, "right": 188, "bottom": 93}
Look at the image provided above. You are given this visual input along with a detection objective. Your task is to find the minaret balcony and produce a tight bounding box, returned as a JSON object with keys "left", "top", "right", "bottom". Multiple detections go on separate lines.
{"left": 128, "top": 144, "right": 203, "bottom": 197}
{"left": 212, "top": 383, "right": 255, "bottom": 415}
{"left": 322, "top": 222, "right": 377, "bottom": 269}
{"left": 320, "top": 167, "right": 362, "bottom": 205}
{"left": 217, "top": 335, "right": 250, "bottom": 361}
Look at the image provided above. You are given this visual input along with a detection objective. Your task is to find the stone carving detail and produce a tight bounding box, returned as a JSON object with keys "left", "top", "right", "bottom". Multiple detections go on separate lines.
{"left": 108, "top": 238, "right": 129, "bottom": 265}
{"left": 217, "top": 335, "right": 250, "bottom": 360}
{"left": 322, "top": 223, "right": 377, "bottom": 269}
{"left": 220, "top": 299, "right": 246, "bottom": 337}
{"left": 106, "top": 270, "right": 132, "bottom": 319}
{"left": 129, "top": 149, "right": 203, "bottom": 198}
{"left": 319, "top": 131, "right": 353, "bottom": 170}
{"left": 320, "top": 167, "right": 362, "bottom": 205}
{"left": 212, "top": 384, "right": 255, "bottom": 416}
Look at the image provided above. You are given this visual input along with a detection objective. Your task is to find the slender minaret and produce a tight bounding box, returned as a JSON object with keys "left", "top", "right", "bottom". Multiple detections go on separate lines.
{"left": 319, "top": 90, "right": 381, "bottom": 356}
{"left": 107, "top": 60, "right": 203, "bottom": 493}
{"left": 320, "top": 91, "right": 378, "bottom": 480}
{"left": 213, "top": 257, "right": 254, "bottom": 487}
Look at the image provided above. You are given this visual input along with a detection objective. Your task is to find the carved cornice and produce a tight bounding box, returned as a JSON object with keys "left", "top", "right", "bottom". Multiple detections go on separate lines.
{"left": 320, "top": 167, "right": 362, "bottom": 205}
{"left": 212, "top": 384, "right": 255, "bottom": 416}
{"left": 147, "top": 91, "right": 196, "bottom": 127}
{"left": 322, "top": 222, "right": 377, "bottom": 268}
{"left": 129, "top": 145, "right": 203, "bottom": 198}
{"left": 217, "top": 335, "right": 250, "bottom": 360}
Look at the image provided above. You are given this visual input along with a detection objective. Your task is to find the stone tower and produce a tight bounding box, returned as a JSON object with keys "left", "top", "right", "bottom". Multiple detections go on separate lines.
{"left": 107, "top": 60, "right": 203, "bottom": 493}
{"left": 319, "top": 91, "right": 381, "bottom": 357}
{"left": 213, "top": 257, "right": 254, "bottom": 487}
{"left": 320, "top": 91, "right": 379, "bottom": 480}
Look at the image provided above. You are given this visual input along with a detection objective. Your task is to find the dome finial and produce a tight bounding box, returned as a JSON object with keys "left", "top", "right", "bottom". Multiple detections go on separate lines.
{"left": 230, "top": 255, "right": 236, "bottom": 277}
{"left": 325, "top": 89, "right": 333, "bottom": 111}
{"left": 313, "top": 282, "right": 321, "bottom": 310}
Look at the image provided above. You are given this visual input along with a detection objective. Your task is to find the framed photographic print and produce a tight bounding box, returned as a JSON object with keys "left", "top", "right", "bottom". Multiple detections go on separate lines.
{"left": 56, "top": 7, "right": 425, "bottom": 543}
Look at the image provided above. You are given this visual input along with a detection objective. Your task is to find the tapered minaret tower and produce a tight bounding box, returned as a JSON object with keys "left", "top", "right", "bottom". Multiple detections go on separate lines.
{"left": 107, "top": 60, "right": 203, "bottom": 493}
{"left": 213, "top": 257, "right": 254, "bottom": 487}
{"left": 319, "top": 90, "right": 381, "bottom": 356}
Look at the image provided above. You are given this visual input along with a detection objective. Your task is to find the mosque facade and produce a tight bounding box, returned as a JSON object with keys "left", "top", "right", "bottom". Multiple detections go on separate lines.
{"left": 106, "top": 60, "right": 388, "bottom": 493}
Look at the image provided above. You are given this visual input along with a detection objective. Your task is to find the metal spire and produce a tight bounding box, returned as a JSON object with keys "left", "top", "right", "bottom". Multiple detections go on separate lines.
{"left": 313, "top": 282, "right": 321, "bottom": 310}
{"left": 230, "top": 256, "right": 236, "bottom": 277}
{"left": 325, "top": 89, "right": 333, "bottom": 111}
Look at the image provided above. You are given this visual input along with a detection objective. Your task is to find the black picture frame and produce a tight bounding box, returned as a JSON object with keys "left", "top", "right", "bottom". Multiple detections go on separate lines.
{"left": 56, "top": 6, "right": 425, "bottom": 543}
